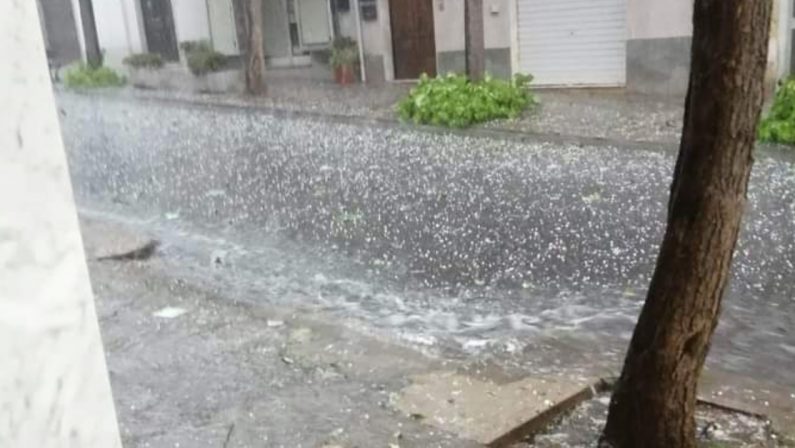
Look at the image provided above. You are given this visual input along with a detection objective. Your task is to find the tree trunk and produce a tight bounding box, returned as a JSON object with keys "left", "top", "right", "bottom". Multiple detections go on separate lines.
{"left": 600, "top": 1, "right": 772, "bottom": 447}
{"left": 243, "top": 0, "right": 266, "bottom": 95}
{"left": 77, "top": 0, "right": 101, "bottom": 67}
{"left": 464, "top": 0, "right": 484, "bottom": 81}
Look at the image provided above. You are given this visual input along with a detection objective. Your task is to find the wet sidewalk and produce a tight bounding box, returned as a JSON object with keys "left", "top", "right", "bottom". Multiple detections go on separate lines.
{"left": 60, "top": 67, "right": 686, "bottom": 146}
{"left": 82, "top": 212, "right": 794, "bottom": 447}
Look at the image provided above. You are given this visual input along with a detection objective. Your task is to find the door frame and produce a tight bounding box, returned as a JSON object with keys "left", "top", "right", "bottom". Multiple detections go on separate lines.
{"left": 509, "top": 0, "right": 519, "bottom": 77}
{"left": 779, "top": 0, "right": 793, "bottom": 79}
{"left": 380, "top": 0, "right": 395, "bottom": 81}
{"left": 139, "top": 0, "right": 179, "bottom": 61}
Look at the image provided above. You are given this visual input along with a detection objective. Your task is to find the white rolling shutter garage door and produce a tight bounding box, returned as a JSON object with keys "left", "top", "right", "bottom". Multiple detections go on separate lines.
{"left": 516, "top": 0, "right": 627, "bottom": 86}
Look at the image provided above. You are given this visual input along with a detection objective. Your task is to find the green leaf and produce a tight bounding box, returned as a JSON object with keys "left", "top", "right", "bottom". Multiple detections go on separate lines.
{"left": 396, "top": 73, "right": 538, "bottom": 128}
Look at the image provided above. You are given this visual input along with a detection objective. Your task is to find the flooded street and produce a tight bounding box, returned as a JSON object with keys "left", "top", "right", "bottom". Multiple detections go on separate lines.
{"left": 58, "top": 91, "right": 795, "bottom": 390}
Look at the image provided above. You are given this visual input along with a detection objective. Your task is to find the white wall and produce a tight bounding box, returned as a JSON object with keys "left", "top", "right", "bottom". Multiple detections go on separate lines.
{"left": 627, "top": 0, "right": 692, "bottom": 40}
{"left": 361, "top": 12, "right": 386, "bottom": 55}
{"left": 433, "top": 0, "right": 511, "bottom": 52}
{"left": 172, "top": 0, "right": 212, "bottom": 44}
{"left": 433, "top": 0, "right": 464, "bottom": 52}
{"left": 336, "top": 2, "right": 386, "bottom": 55}
{"left": 626, "top": 0, "right": 782, "bottom": 83}
{"left": 483, "top": 0, "right": 510, "bottom": 49}
{"left": 207, "top": 0, "right": 239, "bottom": 54}
{"left": 122, "top": 0, "right": 146, "bottom": 53}
{"left": 93, "top": 0, "right": 144, "bottom": 68}
{"left": 93, "top": 0, "right": 214, "bottom": 67}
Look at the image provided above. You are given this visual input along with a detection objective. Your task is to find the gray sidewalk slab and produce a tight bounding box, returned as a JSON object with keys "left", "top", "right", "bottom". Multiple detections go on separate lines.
{"left": 57, "top": 71, "right": 687, "bottom": 146}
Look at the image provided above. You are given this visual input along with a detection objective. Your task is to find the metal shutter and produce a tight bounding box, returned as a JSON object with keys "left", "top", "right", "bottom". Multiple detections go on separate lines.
{"left": 516, "top": 0, "right": 627, "bottom": 86}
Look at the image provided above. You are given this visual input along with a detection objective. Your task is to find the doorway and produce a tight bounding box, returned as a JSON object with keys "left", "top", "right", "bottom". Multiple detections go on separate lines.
{"left": 388, "top": 0, "right": 436, "bottom": 79}
{"left": 141, "top": 0, "right": 179, "bottom": 61}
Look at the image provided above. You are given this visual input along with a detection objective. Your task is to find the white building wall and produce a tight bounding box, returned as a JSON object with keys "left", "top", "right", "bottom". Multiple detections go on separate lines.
{"left": 483, "top": 0, "right": 511, "bottom": 49}
{"left": 171, "top": 0, "right": 212, "bottom": 44}
{"left": 433, "top": 0, "right": 465, "bottom": 52}
{"left": 432, "top": 0, "right": 512, "bottom": 52}
{"left": 627, "top": 0, "right": 692, "bottom": 39}
{"left": 207, "top": 0, "right": 239, "bottom": 54}
{"left": 122, "top": 0, "right": 146, "bottom": 53}
{"left": 361, "top": 10, "right": 386, "bottom": 55}
{"left": 93, "top": 0, "right": 144, "bottom": 68}
{"left": 86, "top": 0, "right": 215, "bottom": 68}
{"left": 625, "top": 0, "right": 782, "bottom": 92}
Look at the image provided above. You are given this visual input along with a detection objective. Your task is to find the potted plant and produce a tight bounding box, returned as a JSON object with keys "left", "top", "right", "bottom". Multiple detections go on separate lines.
{"left": 330, "top": 37, "right": 359, "bottom": 85}
{"left": 122, "top": 53, "right": 164, "bottom": 70}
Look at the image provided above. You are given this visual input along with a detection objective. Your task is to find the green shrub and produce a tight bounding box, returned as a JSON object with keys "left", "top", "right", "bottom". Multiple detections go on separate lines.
{"left": 186, "top": 49, "right": 225, "bottom": 75}
{"left": 397, "top": 73, "right": 537, "bottom": 128}
{"left": 180, "top": 40, "right": 213, "bottom": 54}
{"left": 330, "top": 37, "right": 359, "bottom": 67}
{"left": 123, "top": 52, "right": 164, "bottom": 69}
{"left": 759, "top": 78, "right": 795, "bottom": 144}
{"left": 330, "top": 46, "right": 358, "bottom": 68}
{"left": 64, "top": 64, "right": 125, "bottom": 88}
{"left": 180, "top": 40, "right": 225, "bottom": 76}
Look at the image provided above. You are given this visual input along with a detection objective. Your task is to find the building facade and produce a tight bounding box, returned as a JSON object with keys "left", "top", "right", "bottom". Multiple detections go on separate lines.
{"left": 58, "top": 0, "right": 793, "bottom": 95}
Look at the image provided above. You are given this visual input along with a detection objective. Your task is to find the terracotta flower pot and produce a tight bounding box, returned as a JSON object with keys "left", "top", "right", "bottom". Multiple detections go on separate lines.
{"left": 334, "top": 64, "right": 356, "bottom": 85}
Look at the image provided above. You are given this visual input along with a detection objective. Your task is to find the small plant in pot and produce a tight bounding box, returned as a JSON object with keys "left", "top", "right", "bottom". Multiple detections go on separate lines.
{"left": 180, "top": 40, "right": 226, "bottom": 76}
{"left": 330, "top": 37, "right": 359, "bottom": 85}
{"left": 123, "top": 53, "right": 164, "bottom": 70}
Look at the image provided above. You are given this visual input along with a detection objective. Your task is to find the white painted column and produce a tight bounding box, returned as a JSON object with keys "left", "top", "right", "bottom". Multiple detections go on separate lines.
{"left": 776, "top": 0, "right": 792, "bottom": 79}
{"left": 353, "top": 0, "right": 367, "bottom": 82}
{"left": 70, "top": 0, "right": 88, "bottom": 61}
{"left": 0, "top": 1, "right": 122, "bottom": 447}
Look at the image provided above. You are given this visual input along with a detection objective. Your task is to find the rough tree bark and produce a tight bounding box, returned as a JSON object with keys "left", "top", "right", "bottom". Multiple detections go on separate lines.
{"left": 77, "top": 0, "right": 102, "bottom": 67}
{"left": 464, "top": 0, "right": 485, "bottom": 81}
{"left": 243, "top": 0, "right": 266, "bottom": 95}
{"left": 600, "top": 1, "right": 772, "bottom": 447}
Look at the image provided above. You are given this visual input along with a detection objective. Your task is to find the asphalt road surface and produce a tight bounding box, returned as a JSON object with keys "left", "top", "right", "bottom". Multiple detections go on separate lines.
{"left": 59, "top": 91, "right": 795, "bottom": 391}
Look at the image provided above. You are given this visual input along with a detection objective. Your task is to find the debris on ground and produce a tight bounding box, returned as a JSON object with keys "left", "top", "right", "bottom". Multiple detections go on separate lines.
{"left": 394, "top": 371, "right": 594, "bottom": 445}
{"left": 152, "top": 306, "right": 187, "bottom": 319}
{"left": 211, "top": 249, "right": 227, "bottom": 267}
{"left": 96, "top": 239, "right": 160, "bottom": 262}
{"left": 525, "top": 394, "right": 780, "bottom": 447}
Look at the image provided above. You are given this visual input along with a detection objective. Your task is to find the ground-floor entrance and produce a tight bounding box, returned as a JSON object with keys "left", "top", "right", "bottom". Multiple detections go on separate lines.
{"left": 389, "top": 0, "right": 436, "bottom": 79}
{"left": 516, "top": 0, "right": 627, "bottom": 86}
{"left": 141, "top": 0, "right": 179, "bottom": 61}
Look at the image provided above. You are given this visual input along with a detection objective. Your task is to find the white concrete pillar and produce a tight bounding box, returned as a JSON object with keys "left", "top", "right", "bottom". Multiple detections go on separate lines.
{"left": 0, "top": 1, "right": 122, "bottom": 447}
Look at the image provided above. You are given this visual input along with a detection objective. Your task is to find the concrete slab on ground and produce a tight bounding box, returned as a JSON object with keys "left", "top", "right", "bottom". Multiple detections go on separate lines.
{"left": 394, "top": 371, "right": 596, "bottom": 446}
{"left": 700, "top": 370, "right": 795, "bottom": 441}
{"left": 81, "top": 217, "right": 157, "bottom": 260}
